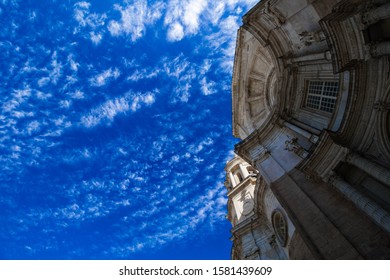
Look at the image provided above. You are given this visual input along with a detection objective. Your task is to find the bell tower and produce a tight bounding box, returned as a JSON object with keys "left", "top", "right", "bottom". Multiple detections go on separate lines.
{"left": 225, "top": 155, "right": 287, "bottom": 260}
{"left": 224, "top": 156, "right": 257, "bottom": 225}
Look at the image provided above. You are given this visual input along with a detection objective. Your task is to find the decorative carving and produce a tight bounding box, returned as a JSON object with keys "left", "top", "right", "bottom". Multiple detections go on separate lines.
{"left": 285, "top": 137, "right": 308, "bottom": 158}
{"left": 250, "top": 145, "right": 271, "bottom": 163}
{"left": 242, "top": 199, "right": 255, "bottom": 216}
{"left": 326, "top": 171, "right": 339, "bottom": 186}
{"left": 261, "top": 1, "right": 286, "bottom": 27}
{"left": 309, "top": 134, "right": 320, "bottom": 144}
{"left": 305, "top": 173, "right": 322, "bottom": 183}
{"left": 299, "top": 30, "right": 326, "bottom": 46}
{"left": 374, "top": 101, "right": 390, "bottom": 112}
{"left": 285, "top": 137, "right": 300, "bottom": 152}
{"left": 367, "top": 39, "right": 390, "bottom": 59}
{"left": 362, "top": 1, "right": 390, "bottom": 27}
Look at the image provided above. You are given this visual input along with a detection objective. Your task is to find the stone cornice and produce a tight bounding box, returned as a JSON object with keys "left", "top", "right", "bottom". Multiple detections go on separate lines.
{"left": 227, "top": 175, "right": 257, "bottom": 198}
{"left": 234, "top": 113, "right": 280, "bottom": 164}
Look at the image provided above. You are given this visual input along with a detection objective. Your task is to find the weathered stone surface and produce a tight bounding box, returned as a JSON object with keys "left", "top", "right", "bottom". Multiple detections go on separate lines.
{"left": 227, "top": 0, "right": 390, "bottom": 260}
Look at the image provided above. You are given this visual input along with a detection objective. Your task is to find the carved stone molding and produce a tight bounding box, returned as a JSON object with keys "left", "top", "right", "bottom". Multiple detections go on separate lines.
{"left": 250, "top": 145, "right": 271, "bottom": 164}
{"left": 299, "top": 30, "right": 326, "bottom": 46}
{"left": 362, "top": 1, "right": 390, "bottom": 27}
{"left": 305, "top": 172, "right": 322, "bottom": 183}
{"left": 261, "top": 1, "right": 286, "bottom": 27}
{"left": 374, "top": 101, "right": 390, "bottom": 112}
{"left": 370, "top": 41, "right": 390, "bottom": 58}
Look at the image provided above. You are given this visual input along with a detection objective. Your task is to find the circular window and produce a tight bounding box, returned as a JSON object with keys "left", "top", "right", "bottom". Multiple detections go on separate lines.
{"left": 272, "top": 210, "right": 288, "bottom": 247}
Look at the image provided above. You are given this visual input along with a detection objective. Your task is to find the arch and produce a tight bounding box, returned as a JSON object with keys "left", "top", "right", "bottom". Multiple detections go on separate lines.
{"left": 236, "top": 171, "right": 244, "bottom": 183}
{"left": 232, "top": 27, "right": 281, "bottom": 139}
{"left": 376, "top": 82, "right": 390, "bottom": 162}
{"left": 254, "top": 175, "right": 266, "bottom": 215}
{"left": 272, "top": 210, "right": 288, "bottom": 247}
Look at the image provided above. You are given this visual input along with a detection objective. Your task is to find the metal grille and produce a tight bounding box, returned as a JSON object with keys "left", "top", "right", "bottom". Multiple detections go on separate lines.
{"left": 306, "top": 80, "right": 338, "bottom": 113}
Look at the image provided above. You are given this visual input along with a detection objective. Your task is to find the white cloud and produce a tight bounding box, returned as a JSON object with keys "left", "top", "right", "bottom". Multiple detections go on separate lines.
{"left": 35, "top": 91, "right": 52, "bottom": 100}
{"left": 81, "top": 97, "right": 128, "bottom": 127}
{"left": 81, "top": 91, "right": 156, "bottom": 128}
{"left": 200, "top": 77, "right": 217, "bottom": 96}
{"left": 59, "top": 100, "right": 72, "bottom": 109}
{"left": 127, "top": 68, "right": 160, "bottom": 82}
{"left": 107, "top": 21, "right": 121, "bottom": 36}
{"left": 2, "top": 87, "right": 31, "bottom": 113}
{"left": 205, "top": 2, "right": 226, "bottom": 25}
{"left": 164, "top": 0, "right": 208, "bottom": 41}
{"left": 142, "top": 93, "right": 155, "bottom": 105}
{"left": 11, "top": 110, "right": 34, "bottom": 119}
{"left": 49, "top": 51, "right": 62, "bottom": 84}
{"left": 26, "top": 120, "right": 40, "bottom": 135}
{"left": 90, "top": 31, "right": 103, "bottom": 45}
{"left": 89, "top": 68, "right": 120, "bottom": 87}
{"left": 167, "top": 22, "right": 184, "bottom": 41}
{"left": 200, "top": 59, "right": 211, "bottom": 75}
{"left": 74, "top": 2, "right": 106, "bottom": 30}
{"left": 183, "top": 0, "right": 208, "bottom": 33}
{"left": 37, "top": 77, "right": 50, "bottom": 87}
{"left": 67, "top": 90, "right": 84, "bottom": 100}
{"left": 204, "top": 15, "right": 241, "bottom": 72}
{"left": 74, "top": 1, "right": 90, "bottom": 9}
{"left": 107, "top": 0, "right": 165, "bottom": 42}
{"left": 130, "top": 92, "right": 156, "bottom": 112}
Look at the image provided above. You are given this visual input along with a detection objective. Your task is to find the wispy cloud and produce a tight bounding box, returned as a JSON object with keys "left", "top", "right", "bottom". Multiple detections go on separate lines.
{"left": 200, "top": 77, "right": 217, "bottom": 96}
{"left": 107, "top": 0, "right": 165, "bottom": 41}
{"left": 89, "top": 68, "right": 120, "bottom": 87}
{"left": 0, "top": 0, "right": 247, "bottom": 259}
{"left": 164, "top": 0, "right": 208, "bottom": 41}
{"left": 127, "top": 68, "right": 161, "bottom": 82}
{"left": 80, "top": 91, "right": 156, "bottom": 128}
{"left": 73, "top": 1, "right": 106, "bottom": 30}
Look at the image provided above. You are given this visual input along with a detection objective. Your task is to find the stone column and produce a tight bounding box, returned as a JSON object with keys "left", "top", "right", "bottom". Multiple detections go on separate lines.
{"left": 329, "top": 174, "right": 390, "bottom": 234}
{"left": 371, "top": 41, "right": 390, "bottom": 57}
{"left": 362, "top": 2, "right": 390, "bottom": 26}
{"left": 229, "top": 172, "right": 236, "bottom": 187}
{"left": 346, "top": 153, "right": 390, "bottom": 187}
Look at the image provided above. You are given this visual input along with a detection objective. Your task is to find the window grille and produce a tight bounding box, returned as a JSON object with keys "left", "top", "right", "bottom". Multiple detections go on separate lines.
{"left": 305, "top": 80, "right": 339, "bottom": 113}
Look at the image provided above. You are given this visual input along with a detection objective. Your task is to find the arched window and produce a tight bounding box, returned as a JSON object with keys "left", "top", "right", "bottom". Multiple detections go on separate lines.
{"left": 236, "top": 172, "right": 243, "bottom": 183}
{"left": 272, "top": 210, "right": 288, "bottom": 247}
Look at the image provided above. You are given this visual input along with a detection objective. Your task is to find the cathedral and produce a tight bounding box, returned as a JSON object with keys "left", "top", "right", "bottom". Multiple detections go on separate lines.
{"left": 225, "top": 0, "right": 390, "bottom": 259}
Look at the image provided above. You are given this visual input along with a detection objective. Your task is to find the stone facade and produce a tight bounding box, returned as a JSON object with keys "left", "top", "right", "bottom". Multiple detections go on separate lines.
{"left": 226, "top": 0, "right": 390, "bottom": 259}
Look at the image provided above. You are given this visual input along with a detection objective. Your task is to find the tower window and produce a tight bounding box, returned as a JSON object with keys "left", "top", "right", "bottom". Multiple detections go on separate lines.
{"left": 305, "top": 80, "right": 339, "bottom": 113}
{"left": 236, "top": 172, "right": 243, "bottom": 183}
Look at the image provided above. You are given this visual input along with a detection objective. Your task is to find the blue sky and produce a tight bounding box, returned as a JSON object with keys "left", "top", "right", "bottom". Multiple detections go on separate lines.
{"left": 0, "top": 0, "right": 257, "bottom": 259}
